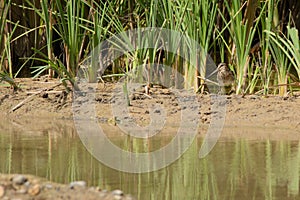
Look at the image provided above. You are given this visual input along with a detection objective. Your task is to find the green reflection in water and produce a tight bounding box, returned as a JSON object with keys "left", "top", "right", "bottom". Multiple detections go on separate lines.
{"left": 0, "top": 119, "right": 300, "bottom": 200}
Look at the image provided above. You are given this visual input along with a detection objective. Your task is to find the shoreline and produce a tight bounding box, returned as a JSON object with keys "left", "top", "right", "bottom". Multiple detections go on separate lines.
{"left": 0, "top": 79, "right": 300, "bottom": 138}
{"left": 0, "top": 78, "right": 299, "bottom": 140}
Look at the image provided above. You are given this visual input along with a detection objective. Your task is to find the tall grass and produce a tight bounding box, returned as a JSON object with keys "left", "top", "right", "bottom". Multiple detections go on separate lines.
{"left": 221, "top": 0, "right": 262, "bottom": 94}
{"left": 0, "top": 0, "right": 11, "bottom": 74}
{"left": 178, "top": 0, "right": 218, "bottom": 92}
{"left": 1, "top": 0, "right": 299, "bottom": 95}
{"left": 0, "top": 0, "right": 20, "bottom": 90}
{"left": 259, "top": 0, "right": 277, "bottom": 95}
{"left": 269, "top": 35, "right": 291, "bottom": 96}
{"left": 268, "top": 25, "right": 300, "bottom": 81}
{"left": 26, "top": 0, "right": 90, "bottom": 87}
{"left": 40, "top": 0, "right": 54, "bottom": 77}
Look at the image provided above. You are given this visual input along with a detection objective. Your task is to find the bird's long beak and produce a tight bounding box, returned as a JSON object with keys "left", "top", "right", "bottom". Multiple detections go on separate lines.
{"left": 206, "top": 68, "right": 218, "bottom": 79}
{"left": 197, "top": 66, "right": 219, "bottom": 86}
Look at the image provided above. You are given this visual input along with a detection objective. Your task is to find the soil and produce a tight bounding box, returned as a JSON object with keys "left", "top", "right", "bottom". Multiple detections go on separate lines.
{"left": 0, "top": 174, "right": 133, "bottom": 200}
{"left": 1, "top": 78, "right": 300, "bottom": 199}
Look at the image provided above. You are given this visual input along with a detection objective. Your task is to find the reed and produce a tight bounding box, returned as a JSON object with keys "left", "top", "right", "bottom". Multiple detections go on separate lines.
{"left": 259, "top": 0, "right": 276, "bottom": 95}
{"left": 1, "top": 0, "right": 299, "bottom": 95}
{"left": 268, "top": 25, "right": 300, "bottom": 81}
{"left": 40, "top": 0, "right": 54, "bottom": 77}
{"left": 269, "top": 35, "right": 291, "bottom": 96}
{"left": 180, "top": 0, "right": 218, "bottom": 92}
{"left": 0, "top": 0, "right": 17, "bottom": 89}
{"left": 222, "top": 0, "right": 265, "bottom": 94}
{"left": 0, "top": 0, "right": 10, "bottom": 72}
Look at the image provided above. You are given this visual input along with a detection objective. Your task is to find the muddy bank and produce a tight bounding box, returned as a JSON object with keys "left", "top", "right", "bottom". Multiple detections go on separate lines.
{"left": 0, "top": 78, "right": 300, "bottom": 138}
{"left": 0, "top": 78, "right": 73, "bottom": 119}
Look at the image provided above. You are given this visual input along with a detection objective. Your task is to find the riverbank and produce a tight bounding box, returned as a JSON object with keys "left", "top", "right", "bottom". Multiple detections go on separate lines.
{"left": 1, "top": 78, "right": 299, "bottom": 138}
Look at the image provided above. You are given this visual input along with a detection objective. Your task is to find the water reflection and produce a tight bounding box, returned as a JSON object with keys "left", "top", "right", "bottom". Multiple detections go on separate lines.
{"left": 0, "top": 118, "right": 300, "bottom": 199}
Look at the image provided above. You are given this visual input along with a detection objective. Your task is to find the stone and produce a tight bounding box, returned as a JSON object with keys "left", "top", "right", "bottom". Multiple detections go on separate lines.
{"left": 114, "top": 195, "right": 122, "bottom": 200}
{"left": 44, "top": 184, "right": 53, "bottom": 189}
{"left": 16, "top": 188, "right": 27, "bottom": 194}
{"left": 28, "top": 184, "right": 40, "bottom": 196}
{"left": 124, "top": 195, "right": 134, "bottom": 200}
{"left": 0, "top": 185, "right": 5, "bottom": 197}
{"left": 11, "top": 175, "right": 28, "bottom": 185}
{"left": 112, "top": 189, "right": 123, "bottom": 196}
{"left": 69, "top": 181, "right": 86, "bottom": 189}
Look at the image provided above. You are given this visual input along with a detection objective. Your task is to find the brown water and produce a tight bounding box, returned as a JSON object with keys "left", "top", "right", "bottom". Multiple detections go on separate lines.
{"left": 0, "top": 118, "right": 300, "bottom": 200}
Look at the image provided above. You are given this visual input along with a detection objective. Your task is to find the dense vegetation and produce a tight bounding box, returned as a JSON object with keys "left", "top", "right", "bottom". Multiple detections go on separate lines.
{"left": 0, "top": 0, "right": 300, "bottom": 96}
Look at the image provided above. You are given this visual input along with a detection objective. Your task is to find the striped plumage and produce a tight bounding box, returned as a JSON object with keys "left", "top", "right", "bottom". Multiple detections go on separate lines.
{"left": 217, "top": 63, "right": 234, "bottom": 94}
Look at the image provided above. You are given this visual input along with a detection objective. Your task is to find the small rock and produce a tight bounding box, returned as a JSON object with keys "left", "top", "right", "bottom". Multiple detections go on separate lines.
{"left": 24, "top": 181, "right": 31, "bottom": 187}
{"left": 112, "top": 189, "right": 123, "bottom": 196}
{"left": 69, "top": 181, "right": 86, "bottom": 189}
{"left": 0, "top": 185, "right": 5, "bottom": 197}
{"left": 12, "top": 175, "right": 28, "bottom": 185}
{"left": 114, "top": 195, "right": 122, "bottom": 200}
{"left": 44, "top": 184, "right": 53, "bottom": 189}
{"left": 99, "top": 192, "right": 107, "bottom": 198}
{"left": 28, "top": 184, "right": 40, "bottom": 196}
{"left": 99, "top": 189, "right": 108, "bottom": 198}
{"left": 16, "top": 188, "right": 27, "bottom": 194}
{"left": 124, "top": 195, "right": 134, "bottom": 200}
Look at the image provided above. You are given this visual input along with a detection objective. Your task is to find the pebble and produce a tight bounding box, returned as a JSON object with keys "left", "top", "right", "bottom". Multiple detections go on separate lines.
{"left": 124, "top": 195, "right": 134, "bottom": 200}
{"left": 69, "top": 181, "right": 87, "bottom": 189}
{"left": 44, "top": 184, "right": 53, "bottom": 189}
{"left": 0, "top": 185, "right": 5, "bottom": 197}
{"left": 16, "top": 188, "right": 27, "bottom": 194}
{"left": 99, "top": 192, "right": 107, "bottom": 198}
{"left": 28, "top": 184, "right": 40, "bottom": 196}
{"left": 112, "top": 189, "right": 123, "bottom": 196}
{"left": 114, "top": 195, "right": 122, "bottom": 200}
{"left": 11, "top": 175, "right": 28, "bottom": 185}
